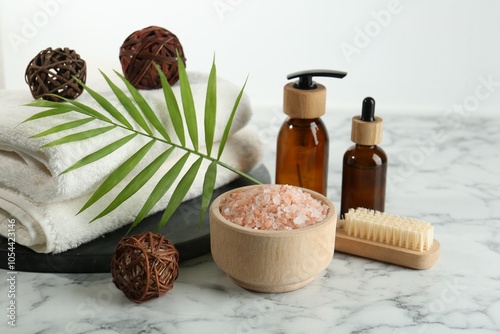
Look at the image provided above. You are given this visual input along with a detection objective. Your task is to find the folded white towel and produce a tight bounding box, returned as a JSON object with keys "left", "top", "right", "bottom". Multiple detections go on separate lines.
{"left": 0, "top": 71, "right": 251, "bottom": 202}
{"left": 0, "top": 128, "right": 262, "bottom": 253}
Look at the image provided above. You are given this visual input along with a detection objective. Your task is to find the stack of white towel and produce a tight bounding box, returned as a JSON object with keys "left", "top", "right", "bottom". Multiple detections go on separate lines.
{"left": 0, "top": 72, "right": 262, "bottom": 253}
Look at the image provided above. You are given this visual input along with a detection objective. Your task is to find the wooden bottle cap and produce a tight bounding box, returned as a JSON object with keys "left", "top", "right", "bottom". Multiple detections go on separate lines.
{"left": 283, "top": 82, "right": 326, "bottom": 118}
{"left": 351, "top": 115, "right": 383, "bottom": 145}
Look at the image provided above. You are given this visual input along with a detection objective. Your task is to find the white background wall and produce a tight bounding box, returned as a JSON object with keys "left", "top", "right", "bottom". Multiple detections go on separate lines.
{"left": 1, "top": 0, "right": 499, "bottom": 115}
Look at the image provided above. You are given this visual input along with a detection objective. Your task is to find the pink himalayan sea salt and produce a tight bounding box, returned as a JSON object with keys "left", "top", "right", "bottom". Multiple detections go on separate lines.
{"left": 219, "top": 184, "right": 329, "bottom": 230}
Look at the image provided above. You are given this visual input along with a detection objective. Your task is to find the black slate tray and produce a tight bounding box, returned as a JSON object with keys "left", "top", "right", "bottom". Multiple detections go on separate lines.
{"left": 0, "top": 165, "right": 269, "bottom": 273}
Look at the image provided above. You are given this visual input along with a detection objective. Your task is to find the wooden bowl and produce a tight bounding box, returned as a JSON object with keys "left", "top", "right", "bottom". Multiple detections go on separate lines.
{"left": 210, "top": 185, "right": 337, "bottom": 293}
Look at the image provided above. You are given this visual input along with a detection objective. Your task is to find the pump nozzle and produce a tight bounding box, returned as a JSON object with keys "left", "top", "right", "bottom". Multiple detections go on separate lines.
{"left": 283, "top": 69, "right": 347, "bottom": 118}
{"left": 287, "top": 69, "right": 347, "bottom": 90}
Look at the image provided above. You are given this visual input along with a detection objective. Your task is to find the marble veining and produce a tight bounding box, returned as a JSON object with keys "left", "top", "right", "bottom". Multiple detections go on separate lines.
{"left": 1, "top": 109, "right": 500, "bottom": 334}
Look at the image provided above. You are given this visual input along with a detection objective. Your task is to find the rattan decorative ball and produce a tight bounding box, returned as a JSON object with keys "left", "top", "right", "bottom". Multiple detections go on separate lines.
{"left": 111, "top": 232, "right": 179, "bottom": 303}
{"left": 119, "top": 26, "right": 186, "bottom": 90}
{"left": 25, "top": 47, "right": 86, "bottom": 101}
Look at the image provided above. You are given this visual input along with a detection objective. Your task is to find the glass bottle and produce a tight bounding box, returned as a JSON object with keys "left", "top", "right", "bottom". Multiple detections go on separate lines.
{"left": 276, "top": 117, "right": 329, "bottom": 195}
{"left": 340, "top": 97, "right": 387, "bottom": 217}
{"left": 275, "top": 70, "right": 347, "bottom": 196}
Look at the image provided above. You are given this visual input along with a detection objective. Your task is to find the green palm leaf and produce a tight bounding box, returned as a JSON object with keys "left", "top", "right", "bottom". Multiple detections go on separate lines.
{"left": 157, "top": 156, "right": 203, "bottom": 230}
{"left": 80, "top": 139, "right": 156, "bottom": 214}
{"left": 90, "top": 146, "right": 176, "bottom": 222}
{"left": 61, "top": 133, "right": 138, "bottom": 174}
{"left": 100, "top": 70, "right": 153, "bottom": 136}
{"left": 41, "top": 125, "right": 116, "bottom": 148}
{"left": 154, "top": 63, "right": 185, "bottom": 146}
{"left": 177, "top": 51, "right": 198, "bottom": 150}
{"left": 114, "top": 70, "right": 171, "bottom": 141}
{"left": 216, "top": 159, "right": 262, "bottom": 185}
{"left": 128, "top": 152, "right": 191, "bottom": 232}
{"left": 199, "top": 160, "right": 218, "bottom": 227}
{"left": 72, "top": 77, "right": 133, "bottom": 129}
{"left": 25, "top": 100, "right": 70, "bottom": 109}
{"left": 217, "top": 76, "right": 248, "bottom": 159}
{"left": 30, "top": 117, "right": 94, "bottom": 138}
{"left": 204, "top": 58, "right": 217, "bottom": 156}
{"left": 48, "top": 95, "right": 114, "bottom": 124}
{"left": 23, "top": 58, "right": 263, "bottom": 232}
{"left": 22, "top": 106, "right": 72, "bottom": 123}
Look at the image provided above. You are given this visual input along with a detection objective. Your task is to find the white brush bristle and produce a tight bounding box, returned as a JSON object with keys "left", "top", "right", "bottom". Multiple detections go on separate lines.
{"left": 344, "top": 208, "right": 434, "bottom": 252}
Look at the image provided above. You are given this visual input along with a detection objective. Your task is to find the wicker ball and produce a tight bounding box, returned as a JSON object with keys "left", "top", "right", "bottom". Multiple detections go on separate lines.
{"left": 119, "top": 26, "right": 186, "bottom": 90}
{"left": 111, "top": 232, "right": 179, "bottom": 303}
{"left": 25, "top": 47, "right": 86, "bottom": 101}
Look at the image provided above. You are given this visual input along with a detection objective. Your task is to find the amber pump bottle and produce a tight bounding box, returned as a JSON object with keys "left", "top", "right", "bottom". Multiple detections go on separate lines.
{"left": 340, "top": 97, "right": 387, "bottom": 217}
{"left": 276, "top": 70, "right": 347, "bottom": 195}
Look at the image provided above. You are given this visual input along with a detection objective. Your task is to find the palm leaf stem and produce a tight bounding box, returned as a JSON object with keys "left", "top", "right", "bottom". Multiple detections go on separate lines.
{"left": 38, "top": 106, "right": 262, "bottom": 185}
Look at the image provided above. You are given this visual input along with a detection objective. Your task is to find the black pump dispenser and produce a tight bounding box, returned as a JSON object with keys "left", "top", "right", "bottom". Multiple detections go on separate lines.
{"left": 283, "top": 69, "right": 347, "bottom": 119}
{"left": 288, "top": 70, "right": 348, "bottom": 90}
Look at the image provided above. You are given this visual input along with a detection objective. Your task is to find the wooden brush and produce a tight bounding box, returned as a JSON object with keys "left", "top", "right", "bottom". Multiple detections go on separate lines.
{"left": 335, "top": 208, "right": 440, "bottom": 269}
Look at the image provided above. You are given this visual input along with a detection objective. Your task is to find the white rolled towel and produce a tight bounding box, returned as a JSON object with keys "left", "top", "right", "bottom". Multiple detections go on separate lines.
{"left": 0, "top": 128, "right": 263, "bottom": 253}
{"left": 0, "top": 71, "right": 252, "bottom": 202}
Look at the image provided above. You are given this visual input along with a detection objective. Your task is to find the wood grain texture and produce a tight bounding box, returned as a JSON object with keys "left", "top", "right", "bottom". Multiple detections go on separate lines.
{"left": 351, "top": 115, "right": 383, "bottom": 145}
{"left": 283, "top": 82, "right": 326, "bottom": 119}
{"left": 335, "top": 221, "right": 440, "bottom": 270}
{"left": 210, "top": 185, "right": 337, "bottom": 293}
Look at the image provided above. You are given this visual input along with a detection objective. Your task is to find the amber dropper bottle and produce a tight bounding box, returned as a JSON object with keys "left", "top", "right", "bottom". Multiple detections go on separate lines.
{"left": 276, "top": 70, "right": 347, "bottom": 195}
{"left": 340, "top": 97, "right": 387, "bottom": 217}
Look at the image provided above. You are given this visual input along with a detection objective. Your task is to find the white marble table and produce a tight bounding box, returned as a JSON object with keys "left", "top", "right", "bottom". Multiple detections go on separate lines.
{"left": 1, "top": 107, "right": 499, "bottom": 334}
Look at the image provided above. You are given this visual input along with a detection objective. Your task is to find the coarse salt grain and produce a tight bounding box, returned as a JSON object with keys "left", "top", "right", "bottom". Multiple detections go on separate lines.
{"left": 219, "top": 185, "right": 329, "bottom": 230}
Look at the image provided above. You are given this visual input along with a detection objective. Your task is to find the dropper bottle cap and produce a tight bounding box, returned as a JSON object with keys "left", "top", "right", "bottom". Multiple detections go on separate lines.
{"left": 284, "top": 70, "right": 347, "bottom": 119}
{"left": 351, "top": 97, "right": 383, "bottom": 145}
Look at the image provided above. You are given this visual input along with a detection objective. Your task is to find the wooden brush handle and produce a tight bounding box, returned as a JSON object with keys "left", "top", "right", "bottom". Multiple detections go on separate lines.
{"left": 335, "top": 220, "right": 440, "bottom": 270}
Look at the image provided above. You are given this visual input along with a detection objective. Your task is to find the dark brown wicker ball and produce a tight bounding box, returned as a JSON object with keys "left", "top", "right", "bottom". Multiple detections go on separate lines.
{"left": 111, "top": 232, "right": 179, "bottom": 303}
{"left": 119, "top": 26, "right": 186, "bottom": 90}
{"left": 25, "top": 47, "right": 86, "bottom": 101}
